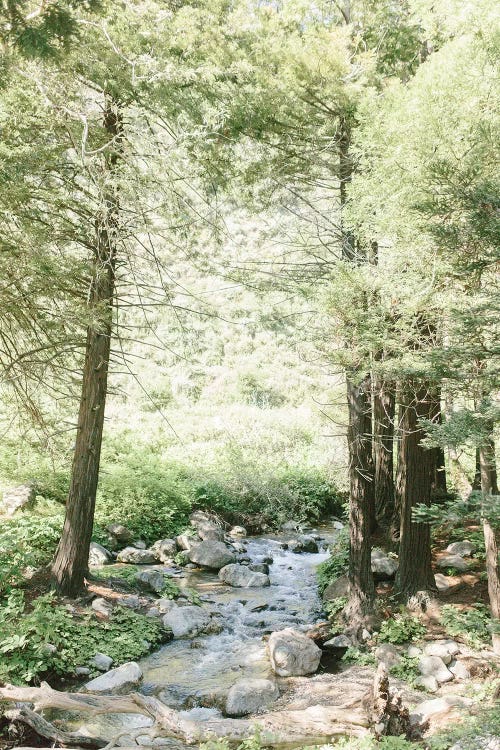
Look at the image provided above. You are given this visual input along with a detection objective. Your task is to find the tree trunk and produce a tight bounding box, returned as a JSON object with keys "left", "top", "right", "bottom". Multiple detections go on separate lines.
{"left": 429, "top": 387, "right": 447, "bottom": 498}
{"left": 395, "top": 383, "right": 436, "bottom": 605}
{"left": 51, "top": 97, "right": 122, "bottom": 597}
{"left": 479, "top": 434, "right": 500, "bottom": 654}
{"left": 373, "top": 375, "right": 395, "bottom": 528}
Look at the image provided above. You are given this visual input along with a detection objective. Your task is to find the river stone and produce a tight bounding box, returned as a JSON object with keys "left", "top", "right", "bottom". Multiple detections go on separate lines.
{"left": 106, "top": 523, "right": 133, "bottom": 543}
{"left": 418, "top": 655, "right": 454, "bottom": 684}
{"left": 116, "top": 547, "right": 158, "bottom": 564}
{"left": 446, "top": 540, "right": 475, "bottom": 557}
{"left": 117, "top": 595, "right": 141, "bottom": 609}
{"left": 2, "top": 482, "right": 36, "bottom": 516}
{"left": 176, "top": 533, "right": 197, "bottom": 551}
{"left": 219, "top": 564, "right": 270, "bottom": 588}
{"left": 437, "top": 554, "right": 470, "bottom": 572}
{"left": 225, "top": 678, "right": 279, "bottom": 716}
{"left": 84, "top": 662, "right": 143, "bottom": 694}
{"left": 250, "top": 563, "right": 269, "bottom": 575}
{"left": 268, "top": 628, "right": 321, "bottom": 676}
{"left": 371, "top": 548, "right": 398, "bottom": 579}
{"left": 91, "top": 597, "right": 113, "bottom": 618}
{"left": 135, "top": 570, "right": 166, "bottom": 594}
{"left": 229, "top": 526, "right": 247, "bottom": 538}
{"left": 414, "top": 675, "right": 439, "bottom": 693}
{"left": 332, "top": 521, "right": 344, "bottom": 530}
{"left": 289, "top": 535, "right": 319, "bottom": 553}
{"left": 151, "top": 539, "right": 177, "bottom": 562}
{"left": 323, "top": 634, "right": 351, "bottom": 650}
{"left": 323, "top": 575, "right": 348, "bottom": 601}
{"left": 157, "top": 598, "right": 177, "bottom": 613}
{"left": 449, "top": 659, "right": 470, "bottom": 680}
{"left": 92, "top": 653, "right": 113, "bottom": 671}
{"left": 410, "top": 695, "right": 473, "bottom": 726}
{"left": 162, "top": 605, "right": 211, "bottom": 637}
{"left": 188, "top": 541, "right": 235, "bottom": 570}
{"left": 89, "top": 542, "right": 112, "bottom": 566}
{"left": 375, "top": 643, "right": 400, "bottom": 668}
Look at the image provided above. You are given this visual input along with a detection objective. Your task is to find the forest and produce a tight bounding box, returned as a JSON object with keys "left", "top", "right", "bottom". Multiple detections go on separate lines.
{"left": 0, "top": 1, "right": 499, "bottom": 749}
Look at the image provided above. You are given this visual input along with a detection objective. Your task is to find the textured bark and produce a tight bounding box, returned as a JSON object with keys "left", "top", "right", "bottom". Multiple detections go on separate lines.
{"left": 51, "top": 98, "right": 122, "bottom": 596}
{"left": 479, "top": 435, "right": 500, "bottom": 654}
{"left": 395, "top": 383, "right": 436, "bottom": 604}
{"left": 373, "top": 376, "right": 396, "bottom": 528}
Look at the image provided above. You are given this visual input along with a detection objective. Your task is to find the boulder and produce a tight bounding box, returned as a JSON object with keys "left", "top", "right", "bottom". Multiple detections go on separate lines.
{"left": 84, "top": 662, "right": 142, "bottom": 694}
{"left": 219, "top": 564, "right": 270, "bottom": 588}
{"left": 190, "top": 511, "right": 225, "bottom": 541}
{"left": 407, "top": 646, "right": 423, "bottom": 658}
{"left": 188, "top": 541, "right": 235, "bottom": 570}
{"left": 332, "top": 521, "right": 344, "bottom": 530}
{"left": 92, "top": 653, "right": 113, "bottom": 671}
{"left": 249, "top": 563, "right": 269, "bottom": 575}
{"left": 91, "top": 597, "right": 113, "bottom": 618}
{"left": 151, "top": 538, "right": 177, "bottom": 562}
{"left": 371, "top": 549, "right": 398, "bottom": 579}
{"left": 375, "top": 643, "right": 400, "bottom": 668}
{"left": 2, "top": 482, "right": 36, "bottom": 516}
{"left": 116, "top": 547, "right": 158, "bottom": 564}
{"left": 323, "top": 634, "right": 351, "bottom": 650}
{"left": 162, "top": 605, "right": 211, "bottom": 638}
{"left": 414, "top": 675, "right": 439, "bottom": 693}
{"left": 176, "top": 534, "right": 198, "bottom": 551}
{"left": 437, "top": 554, "right": 470, "bottom": 572}
{"left": 89, "top": 542, "right": 112, "bottom": 566}
{"left": 434, "top": 573, "right": 464, "bottom": 594}
{"left": 117, "top": 595, "right": 141, "bottom": 609}
{"left": 423, "top": 640, "right": 460, "bottom": 664}
{"left": 449, "top": 659, "right": 471, "bottom": 680}
{"left": 268, "top": 628, "right": 321, "bottom": 676}
{"left": 410, "top": 695, "right": 473, "bottom": 727}
{"left": 229, "top": 526, "right": 247, "bottom": 538}
{"left": 106, "top": 523, "right": 133, "bottom": 543}
{"left": 446, "top": 540, "right": 475, "bottom": 557}
{"left": 418, "top": 655, "right": 454, "bottom": 684}
{"left": 225, "top": 678, "right": 279, "bottom": 717}
{"left": 288, "top": 535, "right": 319, "bottom": 553}
{"left": 135, "top": 570, "right": 166, "bottom": 595}
{"left": 323, "top": 575, "right": 348, "bottom": 601}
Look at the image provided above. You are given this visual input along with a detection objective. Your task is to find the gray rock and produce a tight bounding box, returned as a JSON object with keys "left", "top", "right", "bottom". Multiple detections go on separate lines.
{"left": 249, "top": 563, "right": 269, "bottom": 575}
{"left": 437, "top": 554, "right": 470, "bottom": 572}
{"left": 91, "top": 597, "right": 113, "bottom": 618}
{"left": 371, "top": 548, "right": 398, "bottom": 579}
{"left": 89, "top": 542, "right": 113, "bottom": 567}
{"left": 229, "top": 526, "right": 247, "bottom": 538}
{"left": 117, "top": 595, "right": 141, "bottom": 609}
{"left": 157, "top": 598, "right": 177, "bottom": 613}
{"left": 190, "top": 511, "right": 225, "bottom": 541}
{"left": 2, "top": 482, "right": 36, "bottom": 516}
{"left": 268, "top": 627, "right": 321, "bottom": 676}
{"left": 162, "top": 605, "right": 211, "bottom": 638}
{"left": 75, "top": 666, "right": 91, "bottom": 676}
{"left": 410, "top": 695, "right": 473, "bottom": 726}
{"left": 133, "top": 540, "right": 147, "bottom": 550}
{"left": 219, "top": 564, "right": 270, "bottom": 588}
{"left": 446, "top": 540, "right": 475, "bottom": 557}
{"left": 116, "top": 547, "right": 158, "bottom": 564}
{"left": 418, "top": 655, "right": 454, "bottom": 684}
{"left": 188, "top": 541, "right": 236, "bottom": 570}
{"left": 147, "top": 607, "right": 161, "bottom": 618}
{"left": 414, "top": 675, "right": 439, "bottom": 693}
{"left": 375, "top": 643, "right": 400, "bottom": 668}
{"left": 332, "top": 521, "right": 344, "bottom": 530}
{"left": 449, "top": 659, "right": 470, "bottom": 680}
{"left": 407, "top": 646, "right": 423, "bottom": 658}
{"left": 84, "top": 662, "right": 143, "bottom": 694}
{"left": 106, "top": 523, "right": 133, "bottom": 543}
{"left": 225, "top": 678, "right": 279, "bottom": 716}
{"left": 289, "top": 535, "right": 319, "bottom": 553}
{"left": 176, "top": 533, "right": 197, "bottom": 550}
{"left": 151, "top": 539, "right": 177, "bottom": 562}
{"left": 92, "top": 653, "right": 113, "bottom": 671}
{"left": 135, "top": 570, "right": 166, "bottom": 595}
{"left": 323, "top": 575, "right": 348, "bottom": 601}
{"left": 434, "top": 573, "right": 464, "bottom": 594}
{"left": 323, "top": 634, "right": 351, "bottom": 649}
{"left": 423, "top": 640, "right": 460, "bottom": 664}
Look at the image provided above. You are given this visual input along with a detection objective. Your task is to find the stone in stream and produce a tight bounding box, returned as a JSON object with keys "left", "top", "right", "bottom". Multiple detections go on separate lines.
{"left": 135, "top": 569, "right": 166, "bottom": 594}
{"left": 162, "top": 605, "right": 212, "bottom": 637}
{"left": 151, "top": 538, "right": 177, "bottom": 561}
{"left": 288, "top": 536, "right": 319, "bottom": 553}
{"left": 229, "top": 525, "right": 247, "bottom": 537}
{"left": 268, "top": 627, "right": 322, "bottom": 676}
{"left": 84, "top": 662, "right": 143, "bottom": 694}
{"left": 188, "top": 541, "right": 235, "bottom": 570}
{"left": 116, "top": 546, "right": 158, "bottom": 564}
{"left": 219, "top": 564, "right": 270, "bottom": 588}
{"left": 88, "top": 542, "right": 112, "bottom": 566}
{"left": 225, "top": 678, "right": 279, "bottom": 716}
{"left": 250, "top": 563, "right": 269, "bottom": 575}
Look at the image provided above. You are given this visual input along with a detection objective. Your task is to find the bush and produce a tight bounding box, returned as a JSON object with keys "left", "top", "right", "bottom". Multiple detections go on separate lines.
{"left": 440, "top": 603, "right": 495, "bottom": 649}
{"left": 378, "top": 613, "right": 426, "bottom": 644}
{"left": 390, "top": 655, "right": 420, "bottom": 686}
{"left": 317, "top": 527, "right": 349, "bottom": 595}
{"left": 0, "top": 591, "right": 167, "bottom": 684}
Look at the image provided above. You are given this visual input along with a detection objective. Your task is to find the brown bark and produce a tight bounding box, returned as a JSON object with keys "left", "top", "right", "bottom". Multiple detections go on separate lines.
{"left": 51, "top": 97, "right": 122, "bottom": 596}
{"left": 479, "top": 435, "right": 500, "bottom": 654}
{"left": 373, "top": 376, "right": 396, "bottom": 528}
{"left": 395, "top": 383, "right": 436, "bottom": 605}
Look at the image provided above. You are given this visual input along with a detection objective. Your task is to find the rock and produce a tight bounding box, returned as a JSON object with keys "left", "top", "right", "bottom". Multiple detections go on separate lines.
{"left": 75, "top": 666, "right": 91, "bottom": 676}
{"left": 91, "top": 597, "right": 113, "bottom": 618}
{"left": 375, "top": 643, "right": 400, "bottom": 668}
{"left": 414, "top": 675, "right": 439, "bottom": 693}
{"left": 446, "top": 540, "right": 475, "bottom": 557}
{"left": 332, "top": 521, "right": 344, "bottom": 530}
{"left": 434, "top": 573, "right": 464, "bottom": 594}
{"left": 371, "top": 548, "right": 398, "bottom": 579}
{"left": 450, "top": 737, "right": 500, "bottom": 750}
{"left": 133, "top": 540, "right": 147, "bottom": 550}
{"left": 147, "top": 607, "right": 160, "bottom": 618}
{"left": 289, "top": 535, "right": 319, "bottom": 553}
{"left": 162, "top": 605, "right": 211, "bottom": 638}
{"left": 157, "top": 598, "right": 177, "bottom": 613}
{"left": 437, "top": 554, "right": 470, "bottom": 572}
{"left": 323, "top": 634, "right": 351, "bottom": 650}
{"left": 219, "top": 564, "right": 270, "bottom": 588}
{"left": 188, "top": 541, "right": 236, "bottom": 570}
{"left": 151, "top": 539, "right": 177, "bottom": 562}
{"left": 232, "top": 542, "right": 247, "bottom": 553}
{"left": 407, "top": 646, "right": 423, "bottom": 658}
{"left": 229, "top": 526, "right": 247, "bottom": 538}
{"left": 116, "top": 547, "right": 158, "bottom": 564}
{"left": 323, "top": 575, "right": 348, "bottom": 601}
{"left": 117, "top": 595, "right": 141, "bottom": 609}
{"left": 92, "top": 653, "right": 113, "bottom": 671}
{"left": 84, "top": 662, "right": 142, "bottom": 694}
{"left": 423, "top": 640, "right": 460, "bottom": 664}
{"left": 281, "top": 521, "right": 300, "bottom": 532}
{"left": 2, "top": 482, "right": 36, "bottom": 516}
{"left": 176, "top": 533, "right": 197, "bottom": 551}
{"left": 418, "top": 655, "right": 454, "bottom": 684}
{"left": 449, "top": 659, "right": 471, "bottom": 680}
{"left": 88, "top": 542, "right": 112, "bottom": 566}
{"left": 135, "top": 570, "right": 166, "bottom": 595}
{"left": 106, "top": 523, "right": 133, "bottom": 543}
{"left": 225, "top": 678, "right": 279, "bottom": 716}
{"left": 268, "top": 628, "right": 321, "bottom": 676}
{"left": 410, "top": 695, "right": 473, "bottom": 726}
{"left": 190, "top": 511, "right": 225, "bottom": 541}
{"left": 249, "top": 563, "right": 269, "bottom": 575}
{"left": 262, "top": 556, "right": 274, "bottom": 565}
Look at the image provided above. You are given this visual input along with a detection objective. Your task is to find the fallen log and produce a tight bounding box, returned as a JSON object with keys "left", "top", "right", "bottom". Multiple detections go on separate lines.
{"left": 4, "top": 706, "right": 107, "bottom": 749}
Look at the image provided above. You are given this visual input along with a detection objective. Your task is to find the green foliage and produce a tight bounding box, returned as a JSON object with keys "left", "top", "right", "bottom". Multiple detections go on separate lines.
{"left": 316, "top": 528, "right": 349, "bottom": 595}
{"left": 341, "top": 647, "right": 376, "bottom": 667}
{"left": 428, "top": 706, "right": 500, "bottom": 750}
{"left": 0, "top": 591, "right": 167, "bottom": 684}
{"left": 378, "top": 614, "right": 426, "bottom": 645}
{"left": 324, "top": 596, "right": 347, "bottom": 619}
{"left": 390, "top": 656, "right": 420, "bottom": 686}
{"left": 440, "top": 604, "right": 496, "bottom": 649}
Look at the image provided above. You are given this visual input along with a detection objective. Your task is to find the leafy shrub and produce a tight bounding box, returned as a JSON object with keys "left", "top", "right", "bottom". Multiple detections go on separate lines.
{"left": 440, "top": 603, "right": 495, "bottom": 649}
{"left": 378, "top": 613, "right": 426, "bottom": 644}
{"left": 390, "top": 655, "right": 420, "bottom": 686}
{"left": 0, "top": 591, "right": 167, "bottom": 684}
{"left": 341, "top": 647, "right": 376, "bottom": 666}
{"left": 317, "top": 527, "right": 349, "bottom": 595}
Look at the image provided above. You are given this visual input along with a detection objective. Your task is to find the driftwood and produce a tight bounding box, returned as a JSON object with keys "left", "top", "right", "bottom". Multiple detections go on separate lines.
{"left": 371, "top": 663, "right": 411, "bottom": 739}
{"left": 4, "top": 706, "right": 107, "bottom": 749}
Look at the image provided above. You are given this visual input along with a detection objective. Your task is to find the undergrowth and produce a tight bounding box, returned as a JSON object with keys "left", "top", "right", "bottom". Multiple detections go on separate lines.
{"left": 440, "top": 603, "right": 495, "bottom": 649}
